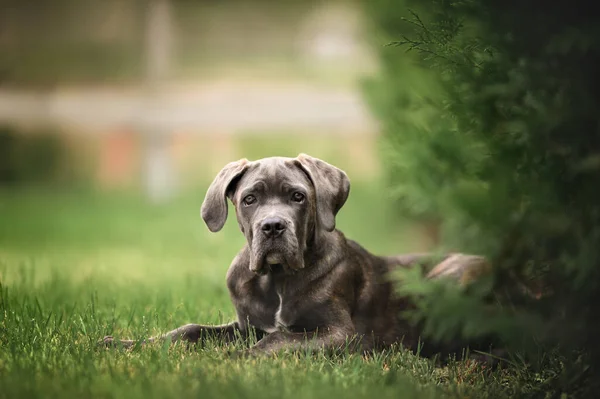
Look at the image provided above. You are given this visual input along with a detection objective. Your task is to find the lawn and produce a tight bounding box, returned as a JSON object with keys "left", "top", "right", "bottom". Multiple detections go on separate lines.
{"left": 0, "top": 170, "right": 551, "bottom": 398}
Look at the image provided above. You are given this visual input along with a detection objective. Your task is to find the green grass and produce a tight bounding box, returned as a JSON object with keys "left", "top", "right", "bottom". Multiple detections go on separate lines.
{"left": 0, "top": 181, "right": 561, "bottom": 399}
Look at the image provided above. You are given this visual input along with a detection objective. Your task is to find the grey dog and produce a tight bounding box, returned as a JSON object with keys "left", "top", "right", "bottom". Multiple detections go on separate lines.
{"left": 102, "top": 154, "right": 491, "bottom": 357}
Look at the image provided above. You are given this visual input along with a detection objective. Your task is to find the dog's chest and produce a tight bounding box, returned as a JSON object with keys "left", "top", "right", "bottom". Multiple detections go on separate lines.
{"left": 241, "top": 275, "right": 324, "bottom": 334}
{"left": 263, "top": 291, "right": 293, "bottom": 333}
{"left": 268, "top": 288, "right": 324, "bottom": 334}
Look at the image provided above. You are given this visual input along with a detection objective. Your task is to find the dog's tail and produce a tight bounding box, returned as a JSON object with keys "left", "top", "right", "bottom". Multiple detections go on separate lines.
{"left": 385, "top": 252, "right": 453, "bottom": 275}
{"left": 387, "top": 252, "right": 547, "bottom": 300}
{"left": 425, "top": 253, "right": 492, "bottom": 286}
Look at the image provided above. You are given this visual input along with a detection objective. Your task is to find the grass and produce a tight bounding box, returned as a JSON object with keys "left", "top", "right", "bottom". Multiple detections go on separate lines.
{"left": 0, "top": 178, "right": 565, "bottom": 399}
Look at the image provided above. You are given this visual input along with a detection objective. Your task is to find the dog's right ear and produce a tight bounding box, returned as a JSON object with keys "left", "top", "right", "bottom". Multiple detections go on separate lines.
{"left": 201, "top": 159, "right": 250, "bottom": 232}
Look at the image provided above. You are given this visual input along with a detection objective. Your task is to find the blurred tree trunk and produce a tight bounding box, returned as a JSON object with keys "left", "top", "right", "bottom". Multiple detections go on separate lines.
{"left": 143, "top": 0, "right": 175, "bottom": 203}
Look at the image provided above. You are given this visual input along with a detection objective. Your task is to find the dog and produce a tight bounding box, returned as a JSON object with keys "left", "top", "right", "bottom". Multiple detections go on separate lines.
{"left": 102, "top": 154, "right": 492, "bottom": 358}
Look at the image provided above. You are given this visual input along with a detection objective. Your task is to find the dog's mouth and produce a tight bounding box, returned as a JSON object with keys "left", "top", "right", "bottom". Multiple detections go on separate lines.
{"left": 250, "top": 249, "right": 302, "bottom": 276}
{"left": 265, "top": 251, "right": 285, "bottom": 265}
{"left": 264, "top": 252, "right": 287, "bottom": 274}
{"left": 265, "top": 262, "right": 285, "bottom": 274}
{"left": 248, "top": 228, "right": 304, "bottom": 275}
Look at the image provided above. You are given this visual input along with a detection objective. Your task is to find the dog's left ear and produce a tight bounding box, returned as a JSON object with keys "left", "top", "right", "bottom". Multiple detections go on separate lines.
{"left": 201, "top": 158, "right": 250, "bottom": 232}
{"left": 295, "top": 153, "right": 350, "bottom": 232}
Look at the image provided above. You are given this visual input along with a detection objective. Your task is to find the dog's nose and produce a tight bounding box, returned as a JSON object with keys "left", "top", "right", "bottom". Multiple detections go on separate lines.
{"left": 261, "top": 217, "right": 287, "bottom": 238}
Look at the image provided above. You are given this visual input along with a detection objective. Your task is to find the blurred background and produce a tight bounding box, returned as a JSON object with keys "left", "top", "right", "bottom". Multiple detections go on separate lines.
{"left": 0, "top": 0, "right": 433, "bottom": 287}
{"left": 0, "top": 0, "right": 382, "bottom": 197}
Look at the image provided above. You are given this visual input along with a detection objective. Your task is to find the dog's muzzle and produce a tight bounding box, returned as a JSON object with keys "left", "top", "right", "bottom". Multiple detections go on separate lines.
{"left": 249, "top": 216, "right": 303, "bottom": 275}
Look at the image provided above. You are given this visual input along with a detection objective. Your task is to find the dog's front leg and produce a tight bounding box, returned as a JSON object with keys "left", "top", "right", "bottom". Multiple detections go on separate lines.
{"left": 101, "top": 321, "right": 260, "bottom": 349}
{"left": 239, "top": 327, "right": 355, "bottom": 357}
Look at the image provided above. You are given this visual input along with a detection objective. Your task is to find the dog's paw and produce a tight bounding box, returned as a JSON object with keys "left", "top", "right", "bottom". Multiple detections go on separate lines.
{"left": 98, "top": 335, "right": 115, "bottom": 348}
{"left": 98, "top": 335, "right": 135, "bottom": 350}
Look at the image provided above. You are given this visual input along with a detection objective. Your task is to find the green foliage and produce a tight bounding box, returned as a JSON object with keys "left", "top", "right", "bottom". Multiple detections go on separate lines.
{"left": 364, "top": 0, "right": 600, "bottom": 395}
{"left": 362, "top": 2, "right": 455, "bottom": 227}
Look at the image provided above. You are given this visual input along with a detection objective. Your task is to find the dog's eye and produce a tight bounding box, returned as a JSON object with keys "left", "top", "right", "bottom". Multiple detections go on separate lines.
{"left": 291, "top": 192, "right": 305, "bottom": 203}
{"left": 243, "top": 195, "right": 257, "bottom": 206}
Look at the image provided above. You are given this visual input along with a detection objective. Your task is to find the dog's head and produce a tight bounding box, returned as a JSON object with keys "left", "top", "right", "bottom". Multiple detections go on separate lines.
{"left": 201, "top": 154, "right": 350, "bottom": 275}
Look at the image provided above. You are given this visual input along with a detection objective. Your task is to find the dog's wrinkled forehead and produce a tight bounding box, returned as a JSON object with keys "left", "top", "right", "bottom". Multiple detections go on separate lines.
{"left": 201, "top": 153, "right": 349, "bottom": 233}
{"left": 233, "top": 157, "right": 311, "bottom": 200}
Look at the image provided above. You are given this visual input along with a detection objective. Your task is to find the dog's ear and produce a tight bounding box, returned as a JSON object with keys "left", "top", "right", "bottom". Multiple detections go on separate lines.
{"left": 295, "top": 153, "right": 350, "bottom": 232}
{"left": 201, "top": 158, "right": 250, "bottom": 232}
